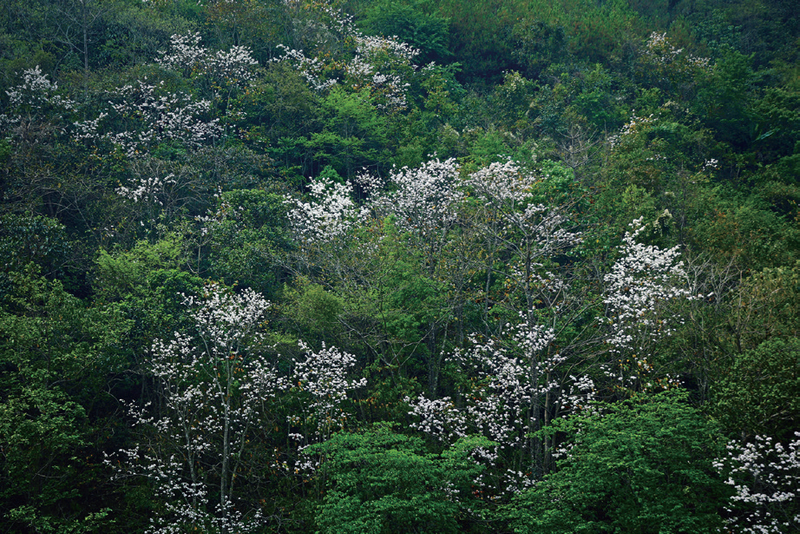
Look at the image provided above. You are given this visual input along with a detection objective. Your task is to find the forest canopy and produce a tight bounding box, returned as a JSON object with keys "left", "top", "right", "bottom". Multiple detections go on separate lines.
{"left": 0, "top": 0, "right": 798, "bottom": 532}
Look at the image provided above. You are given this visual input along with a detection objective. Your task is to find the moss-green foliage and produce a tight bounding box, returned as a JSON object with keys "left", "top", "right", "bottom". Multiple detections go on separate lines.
{"left": 360, "top": 0, "right": 450, "bottom": 64}
{"left": 508, "top": 391, "right": 728, "bottom": 534}
{"left": 206, "top": 188, "right": 292, "bottom": 297}
{"left": 309, "top": 423, "right": 492, "bottom": 534}
{"left": 0, "top": 266, "right": 131, "bottom": 533}
{"left": 713, "top": 337, "right": 800, "bottom": 441}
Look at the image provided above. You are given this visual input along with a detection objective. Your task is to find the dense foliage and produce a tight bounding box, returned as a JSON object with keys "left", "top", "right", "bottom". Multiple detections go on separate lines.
{"left": 1, "top": 0, "right": 798, "bottom": 532}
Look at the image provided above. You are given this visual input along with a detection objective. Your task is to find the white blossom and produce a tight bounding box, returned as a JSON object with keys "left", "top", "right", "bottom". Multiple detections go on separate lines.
{"left": 290, "top": 341, "right": 366, "bottom": 442}
{"left": 602, "top": 217, "right": 693, "bottom": 390}
{"left": 714, "top": 433, "right": 800, "bottom": 534}
{"left": 100, "top": 79, "right": 222, "bottom": 157}
{"left": 1, "top": 66, "right": 76, "bottom": 128}
{"left": 366, "top": 157, "right": 463, "bottom": 239}
{"left": 110, "top": 283, "right": 286, "bottom": 534}
{"left": 285, "top": 176, "right": 367, "bottom": 244}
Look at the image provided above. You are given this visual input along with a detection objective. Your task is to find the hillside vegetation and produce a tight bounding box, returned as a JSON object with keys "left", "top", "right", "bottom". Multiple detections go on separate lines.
{"left": 1, "top": 0, "right": 798, "bottom": 532}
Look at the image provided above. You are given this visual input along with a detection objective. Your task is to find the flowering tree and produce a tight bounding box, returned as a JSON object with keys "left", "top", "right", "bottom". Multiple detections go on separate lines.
{"left": 273, "top": 1, "right": 420, "bottom": 112}
{"left": 602, "top": 217, "right": 695, "bottom": 393}
{"left": 288, "top": 341, "right": 366, "bottom": 474}
{"left": 156, "top": 32, "right": 259, "bottom": 107}
{"left": 366, "top": 157, "right": 463, "bottom": 259}
{"left": 112, "top": 283, "right": 286, "bottom": 534}
{"left": 397, "top": 159, "right": 593, "bottom": 487}
{"left": 462, "top": 160, "right": 582, "bottom": 331}
{"left": 407, "top": 315, "right": 596, "bottom": 490}
{"left": 72, "top": 32, "right": 259, "bottom": 159}
{"left": 0, "top": 66, "right": 76, "bottom": 131}
{"left": 714, "top": 433, "right": 800, "bottom": 534}
{"left": 285, "top": 176, "right": 367, "bottom": 246}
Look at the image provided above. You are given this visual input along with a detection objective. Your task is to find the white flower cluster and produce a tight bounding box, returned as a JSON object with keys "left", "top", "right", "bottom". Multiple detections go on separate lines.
{"left": 285, "top": 177, "right": 367, "bottom": 245}
{"left": 603, "top": 218, "right": 691, "bottom": 350}
{"left": 272, "top": 45, "right": 339, "bottom": 92}
{"left": 72, "top": 34, "right": 255, "bottom": 157}
{"left": 111, "top": 283, "right": 286, "bottom": 533}
{"left": 289, "top": 341, "right": 366, "bottom": 476}
{"left": 1, "top": 66, "right": 76, "bottom": 128}
{"left": 116, "top": 172, "right": 176, "bottom": 204}
{"left": 291, "top": 341, "right": 366, "bottom": 437}
{"left": 449, "top": 319, "right": 558, "bottom": 447}
{"left": 405, "top": 395, "right": 469, "bottom": 442}
{"left": 5, "top": 66, "right": 75, "bottom": 111}
{"left": 645, "top": 32, "right": 684, "bottom": 63}
{"left": 346, "top": 35, "right": 419, "bottom": 110}
{"left": 155, "top": 32, "right": 208, "bottom": 73}
{"left": 465, "top": 159, "right": 537, "bottom": 205}
{"left": 464, "top": 160, "right": 581, "bottom": 313}
{"left": 72, "top": 112, "right": 108, "bottom": 140}
{"left": 466, "top": 161, "right": 581, "bottom": 250}
{"left": 83, "top": 79, "right": 222, "bottom": 157}
{"left": 368, "top": 157, "right": 463, "bottom": 239}
{"left": 183, "top": 283, "right": 272, "bottom": 352}
{"left": 602, "top": 217, "right": 694, "bottom": 389}
{"left": 608, "top": 112, "right": 656, "bottom": 148}
{"left": 274, "top": 3, "right": 419, "bottom": 110}
{"left": 714, "top": 433, "right": 800, "bottom": 534}
{"left": 407, "top": 315, "right": 593, "bottom": 492}
{"left": 644, "top": 31, "right": 710, "bottom": 69}
{"left": 355, "top": 34, "right": 420, "bottom": 64}
{"left": 157, "top": 32, "right": 259, "bottom": 87}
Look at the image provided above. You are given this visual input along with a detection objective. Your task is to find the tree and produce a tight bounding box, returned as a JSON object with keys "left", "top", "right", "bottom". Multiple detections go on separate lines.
{"left": 407, "top": 315, "right": 597, "bottom": 488}
{"left": 203, "top": 188, "right": 292, "bottom": 298}
{"left": 308, "top": 423, "right": 492, "bottom": 534}
{"left": 508, "top": 390, "right": 728, "bottom": 534}
{"left": 714, "top": 433, "right": 800, "bottom": 534}
{"left": 713, "top": 337, "right": 800, "bottom": 441}
{"left": 0, "top": 265, "right": 130, "bottom": 533}
{"left": 112, "top": 283, "right": 286, "bottom": 534}
{"left": 601, "top": 216, "right": 697, "bottom": 395}
{"left": 360, "top": 0, "right": 451, "bottom": 65}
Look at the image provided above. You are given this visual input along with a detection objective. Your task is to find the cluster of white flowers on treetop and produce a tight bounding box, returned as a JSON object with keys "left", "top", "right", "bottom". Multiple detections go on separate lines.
{"left": 603, "top": 217, "right": 692, "bottom": 352}
{"left": 465, "top": 159, "right": 538, "bottom": 205}
{"left": 368, "top": 157, "right": 463, "bottom": 239}
{"left": 75, "top": 78, "right": 222, "bottom": 158}
{"left": 644, "top": 31, "right": 710, "bottom": 69}
{"left": 290, "top": 341, "right": 366, "bottom": 443}
{"left": 601, "top": 217, "right": 694, "bottom": 390}
{"left": 111, "top": 283, "right": 286, "bottom": 534}
{"left": 274, "top": 1, "right": 420, "bottom": 110}
{"left": 1, "top": 66, "right": 76, "bottom": 129}
{"left": 4, "top": 66, "right": 75, "bottom": 111}
{"left": 72, "top": 34, "right": 254, "bottom": 158}
{"left": 285, "top": 176, "right": 367, "bottom": 245}
{"left": 116, "top": 173, "right": 176, "bottom": 205}
{"left": 346, "top": 34, "right": 419, "bottom": 110}
{"left": 272, "top": 45, "right": 339, "bottom": 92}
{"left": 407, "top": 314, "right": 595, "bottom": 492}
{"left": 465, "top": 160, "right": 581, "bottom": 254}
{"left": 157, "top": 32, "right": 259, "bottom": 87}
{"left": 608, "top": 111, "right": 656, "bottom": 148}
{"left": 463, "top": 159, "right": 581, "bottom": 320}
{"left": 714, "top": 433, "right": 800, "bottom": 534}
{"left": 155, "top": 32, "right": 208, "bottom": 74}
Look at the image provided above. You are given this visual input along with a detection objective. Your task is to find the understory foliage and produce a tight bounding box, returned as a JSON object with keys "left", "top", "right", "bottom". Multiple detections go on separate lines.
{"left": 1, "top": 0, "right": 799, "bottom": 532}
{"left": 508, "top": 391, "right": 729, "bottom": 534}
